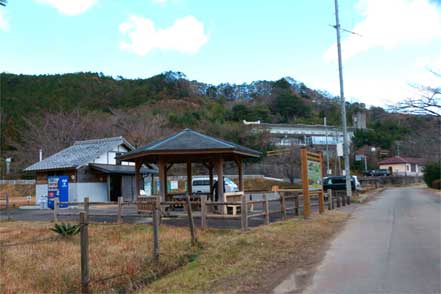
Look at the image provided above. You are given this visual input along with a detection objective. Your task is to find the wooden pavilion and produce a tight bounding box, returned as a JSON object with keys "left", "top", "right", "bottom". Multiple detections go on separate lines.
{"left": 117, "top": 129, "right": 261, "bottom": 209}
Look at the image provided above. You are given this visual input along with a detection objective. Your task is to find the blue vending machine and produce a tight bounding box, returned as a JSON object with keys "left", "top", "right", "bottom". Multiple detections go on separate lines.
{"left": 47, "top": 176, "right": 69, "bottom": 209}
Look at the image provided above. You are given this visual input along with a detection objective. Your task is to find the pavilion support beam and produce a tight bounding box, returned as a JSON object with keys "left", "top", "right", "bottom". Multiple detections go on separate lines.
{"left": 216, "top": 159, "right": 225, "bottom": 214}
{"left": 186, "top": 161, "right": 192, "bottom": 194}
{"left": 208, "top": 162, "right": 214, "bottom": 200}
{"left": 135, "top": 160, "right": 141, "bottom": 198}
{"left": 236, "top": 158, "right": 244, "bottom": 192}
{"left": 159, "top": 159, "right": 167, "bottom": 202}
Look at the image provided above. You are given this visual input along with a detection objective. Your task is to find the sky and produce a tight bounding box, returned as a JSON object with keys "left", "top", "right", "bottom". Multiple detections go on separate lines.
{"left": 1, "top": 0, "right": 441, "bottom": 107}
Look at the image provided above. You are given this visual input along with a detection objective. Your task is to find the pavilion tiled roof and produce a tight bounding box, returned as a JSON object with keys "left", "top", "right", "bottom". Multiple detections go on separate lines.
{"left": 118, "top": 128, "right": 261, "bottom": 160}
{"left": 24, "top": 136, "right": 134, "bottom": 172}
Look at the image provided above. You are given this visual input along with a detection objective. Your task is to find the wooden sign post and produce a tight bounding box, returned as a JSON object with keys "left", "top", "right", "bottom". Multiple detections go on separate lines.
{"left": 300, "top": 147, "right": 325, "bottom": 219}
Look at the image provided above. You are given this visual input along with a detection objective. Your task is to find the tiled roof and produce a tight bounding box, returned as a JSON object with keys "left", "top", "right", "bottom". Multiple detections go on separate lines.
{"left": 119, "top": 128, "right": 261, "bottom": 160}
{"left": 24, "top": 137, "right": 134, "bottom": 172}
{"left": 378, "top": 156, "right": 422, "bottom": 165}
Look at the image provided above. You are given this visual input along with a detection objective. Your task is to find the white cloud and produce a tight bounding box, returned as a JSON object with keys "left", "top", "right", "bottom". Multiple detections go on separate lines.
{"left": 119, "top": 15, "right": 208, "bottom": 56}
{"left": 35, "top": 0, "right": 97, "bottom": 16}
{"left": 0, "top": 9, "right": 10, "bottom": 31}
{"left": 324, "top": 0, "right": 441, "bottom": 62}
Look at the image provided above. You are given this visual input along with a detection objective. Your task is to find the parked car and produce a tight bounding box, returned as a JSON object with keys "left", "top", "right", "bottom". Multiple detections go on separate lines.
{"left": 323, "top": 176, "right": 361, "bottom": 191}
{"left": 192, "top": 177, "right": 239, "bottom": 194}
{"left": 363, "top": 169, "right": 390, "bottom": 177}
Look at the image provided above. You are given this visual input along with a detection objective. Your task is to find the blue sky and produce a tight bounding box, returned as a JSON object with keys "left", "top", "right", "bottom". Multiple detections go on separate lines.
{"left": 1, "top": 0, "right": 441, "bottom": 107}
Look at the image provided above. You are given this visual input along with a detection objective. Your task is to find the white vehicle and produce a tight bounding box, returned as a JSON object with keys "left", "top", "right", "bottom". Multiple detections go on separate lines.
{"left": 192, "top": 177, "right": 239, "bottom": 193}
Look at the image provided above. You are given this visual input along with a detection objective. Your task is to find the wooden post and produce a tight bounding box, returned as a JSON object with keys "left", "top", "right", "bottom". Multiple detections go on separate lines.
{"left": 185, "top": 193, "right": 197, "bottom": 245}
{"left": 135, "top": 160, "right": 141, "bottom": 198}
{"left": 152, "top": 196, "right": 160, "bottom": 262}
{"left": 263, "top": 193, "right": 270, "bottom": 225}
{"left": 342, "top": 192, "right": 346, "bottom": 206}
{"left": 84, "top": 197, "right": 89, "bottom": 220}
{"left": 327, "top": 189, "right": 333, "bottom": 210}
{"left": 186, "top": 161, "right": 192, "bottom": 195}
{"left": 216, "top": 159, "right": 225, "bottom": 214}
{"left": 301, "top": 147, "right": 311, "bottom": 219}
{"left": 158, "top": 160, "right": 167, "bottom": 202}
{"left": 200, "top": 195, "right": 207, "bottom": 229}
{"left": 279, "top": 192, "right": 286, "bottom": 220}
{"left": 237, "top": 158, "right": 244, "bottom": 192}
{"left": 241, "top": 192, "right": 248, "bottom": 231}
{"left": 117, "top": 196, "right": 123, "bottom": 224}
{"left": 347, "top": 193, "right": 351, "bottom": 205}
{"left": 5, "top": 193, "right": 10, "bottom": 221}
{"left": 294, "top": 192, "right": 299, "bottom": 216}
{"left": 336, "top": 190, "right": 341, "bottom": 207}
{"left": 318, "top": 191, "right": 325, "bottom": 214}
{"left": 53, "top": 198, "right": 59, "bottom": 222}
{"left": 80, "top": 212, "right": 89, "bottom": 294}
{"left": 208, "top": 162, "right": 214, "bottom": 201}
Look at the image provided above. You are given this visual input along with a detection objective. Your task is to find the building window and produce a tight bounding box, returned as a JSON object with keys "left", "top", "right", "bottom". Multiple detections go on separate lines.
{"left": 411, "top": 163, "right": 416, "bottom": 172}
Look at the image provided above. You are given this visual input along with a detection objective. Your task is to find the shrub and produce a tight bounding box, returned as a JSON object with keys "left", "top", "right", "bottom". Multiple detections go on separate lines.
{"left": 50, "top": 223, "right": 80, "bottom": 237}
{"left": 432, "top": 179, "right": 441, "bottom": 190}
{"left": 423, "top": 161, "right": 441, "bottom": 188}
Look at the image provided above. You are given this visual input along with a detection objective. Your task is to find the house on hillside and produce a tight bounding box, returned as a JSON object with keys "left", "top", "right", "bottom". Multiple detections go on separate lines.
{"left": 24, "top": 137, "right": 157, "bottom": 204}
{"left": 378, "top": 156, "right": 424, "bottom": 176}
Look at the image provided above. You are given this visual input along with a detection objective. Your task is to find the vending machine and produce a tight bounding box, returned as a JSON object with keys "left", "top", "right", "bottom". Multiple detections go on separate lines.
{"left": 47, "top": 176, "right": 69, "bottom": 209}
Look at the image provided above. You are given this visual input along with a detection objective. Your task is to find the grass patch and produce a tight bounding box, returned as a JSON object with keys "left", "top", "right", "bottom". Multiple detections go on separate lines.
{"left": 0, "top": 212, "right": 348, "bottom": 293}
{"left": 143, "top": 211, "right": 348, "bottom": 293}
{"left": 0, "top": 184, "right": 35, "bottom": 207}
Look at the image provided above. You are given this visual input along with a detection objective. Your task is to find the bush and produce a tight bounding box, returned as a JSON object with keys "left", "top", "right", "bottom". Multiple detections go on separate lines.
{"left": 423, "top": 161, "right": 441, "bottom": 188}
{"left": 432, "top": 179, "right": 441, "bottom": 190}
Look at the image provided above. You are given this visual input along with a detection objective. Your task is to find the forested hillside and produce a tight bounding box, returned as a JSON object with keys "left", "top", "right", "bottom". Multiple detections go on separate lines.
{"left": 0, "top": 71, "right": 438, "bottom": 177}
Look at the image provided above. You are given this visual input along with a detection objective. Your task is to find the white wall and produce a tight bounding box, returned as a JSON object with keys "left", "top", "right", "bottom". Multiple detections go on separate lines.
{"left": 91, "top": 144, "right": 134, "bottom": 165}
{"left": 35, "top": 182, "right": 108, "bottom": 204}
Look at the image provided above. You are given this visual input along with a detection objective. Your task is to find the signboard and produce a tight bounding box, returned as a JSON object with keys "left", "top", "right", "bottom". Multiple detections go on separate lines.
{"left": 300, "top": 147, "right": 325, "bottom": 218}
{"left": 336, "top": 143, "right": 343, "bottom": 157}
{"left": 47, "top": 176, "right": 69, "bottom": 209}
{"left": 355, "top": 154, "right": 364, "bottom": 161}
{"left": 307, "top": 160, "right": 322, "bottom": 190}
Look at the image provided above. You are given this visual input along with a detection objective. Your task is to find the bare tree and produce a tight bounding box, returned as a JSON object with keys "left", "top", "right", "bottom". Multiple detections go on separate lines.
{"left": 9, "top": 110, "right": 113, "bottom": 170}
{"left": 394, "top": 71, "right": 441, "bottom": 117}
{"left": 110, "top": 108, "right": 174, "bottom": 147}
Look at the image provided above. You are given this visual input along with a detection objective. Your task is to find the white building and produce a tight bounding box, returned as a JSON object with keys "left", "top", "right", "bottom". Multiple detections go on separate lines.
{"left": 24, "top": 137, "right": 157, "bottom": 204}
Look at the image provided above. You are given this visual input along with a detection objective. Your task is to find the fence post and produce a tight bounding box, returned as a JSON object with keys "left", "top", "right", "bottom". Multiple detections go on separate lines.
{"left": 185, "top": 193, "right": 197, "bottom": 245}
{"left": 152, "top": 196, "right": 160, "bottom": 262}
{"left": 342, "top": 193, "right": 346, "bottom": 206}
{"left": 294, "top": 192, "right": 299, "bottom": 216}
{"left": 279, "top": 192, "right": 286, "bottom": 220}
{"left": 318, "top": 191, "right": 325, "bottom": 214}
{"left": 263, "top": 193, "right": 270, "bottom": 225}
{"left": 336, "top": 190, "right": 341, "bottom": 207}
{"left": 84, "top": 197, "right": 90, "bottom": 220}
{"left": 327, "top": 189, "right": 333, "bottom": 210}
{"left": 241, "top": 192, "right": 248, "bottom": 231}
{"left": 117, "top": 197, "right": 123, "bottom": 224}
{"left": 80, "top": 212, "right": 89, "bottom": 294}
{"left": 200, "top": 195, "right": 207, "bottom": 229}
{"left": 53, "top": 198, "right": 59, "bottom": 222}
{"left": 5, "top": 192, "right": 10, "bottom": 221}
{"left": 347, "top": 193, "right": 351, "bottom": 205}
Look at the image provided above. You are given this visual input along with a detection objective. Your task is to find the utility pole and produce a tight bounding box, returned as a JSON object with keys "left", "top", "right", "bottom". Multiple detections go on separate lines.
{"left": 324, "top": 117, "right": 330, "bottom": 175}
{"left": 333, "top": 0, "right": 352, "bottom": 198}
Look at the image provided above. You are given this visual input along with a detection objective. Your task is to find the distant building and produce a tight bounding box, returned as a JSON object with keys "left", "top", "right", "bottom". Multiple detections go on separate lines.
{"left": 24, "top": 137, "right": 157, "bottom": 204}
{"left": 378, "top": 156, "right": 424, "bottom": 176}
{"left": 252, "top": 123, "right": 356, "bottom": 147}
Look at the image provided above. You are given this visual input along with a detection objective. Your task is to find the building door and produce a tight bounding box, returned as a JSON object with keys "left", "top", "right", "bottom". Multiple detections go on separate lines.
{"left": 110, "top": 175, "right": 122, "bottom": 202}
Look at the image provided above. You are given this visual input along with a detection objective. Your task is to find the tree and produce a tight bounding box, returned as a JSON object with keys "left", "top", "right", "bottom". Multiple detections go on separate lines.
{"left": 394, "top": 71, "right": 441, "bottom": 117}
{"left": 0, "top": 0, "right": 6, "bottom": 7}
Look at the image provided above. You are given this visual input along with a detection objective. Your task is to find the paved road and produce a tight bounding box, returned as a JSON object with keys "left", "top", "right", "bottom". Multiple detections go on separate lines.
{"left": 302, "top": 187, "right": 441, "bottom": 294}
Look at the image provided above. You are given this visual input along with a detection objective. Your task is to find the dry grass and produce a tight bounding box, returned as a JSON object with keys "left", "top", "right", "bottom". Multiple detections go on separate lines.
{"left": 0, "top": 184, "right": 35, "bottom": 208}
{"left": 143, "top": 211, "right": 348, "bottom": 293}
{"left": 243, "top": 178, "right": 300, "bottom": 191}
{"left": 0, "top": 211, "right": 348, "bottom": 293}
{"left": 0, "top": 221, "right": 199, "bottom": 293}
